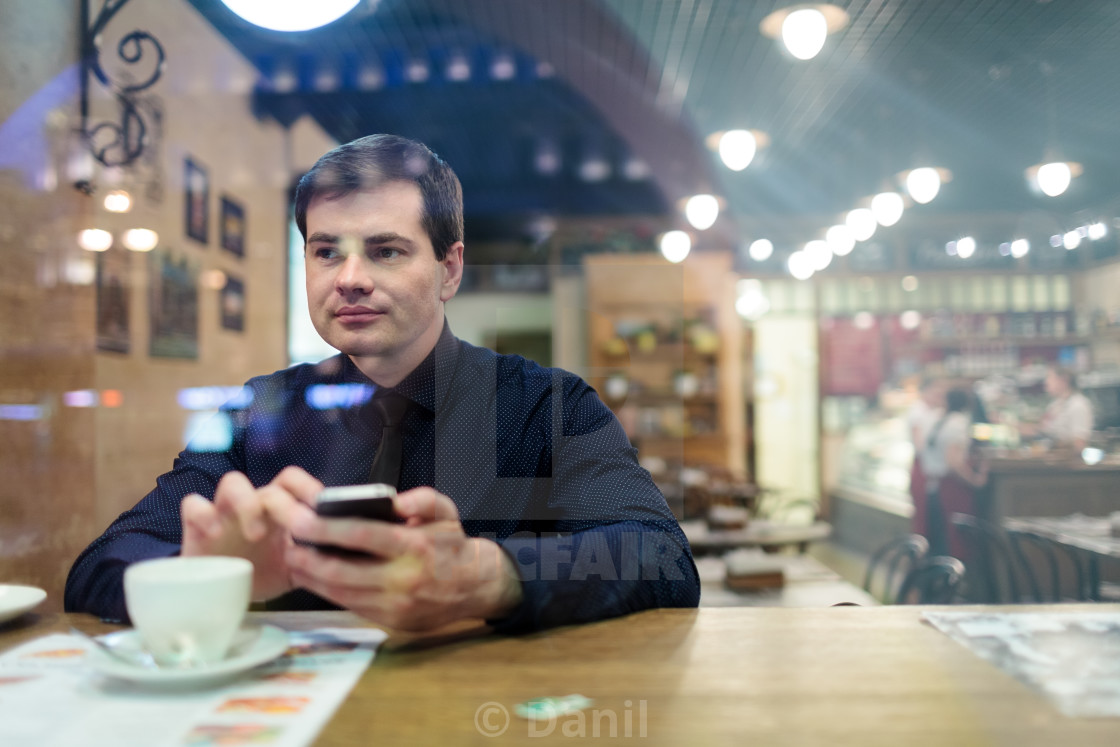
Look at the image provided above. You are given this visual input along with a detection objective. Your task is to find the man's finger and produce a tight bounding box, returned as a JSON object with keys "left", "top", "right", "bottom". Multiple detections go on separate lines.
{"left": 394, "top": 487, "right": 459, "bottom": 523}
{"left": 271, "top": 466, "right": 325, "bottom": 508}
{"left": 180, "top": 494, "right": 221, "bottom": 553}
{"left": 291, "top": 513, "right": 411, "bottom": 558}
{"left": 214, "top": 471, "right": 268, "bottom": 542}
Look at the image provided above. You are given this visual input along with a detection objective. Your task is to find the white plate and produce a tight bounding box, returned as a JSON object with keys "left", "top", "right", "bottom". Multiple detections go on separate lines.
{"left": 89, "top": 624, "right": 290, "bottom": 686}
{"left": 0, "top": 585, "right": 46, "bottom": 624}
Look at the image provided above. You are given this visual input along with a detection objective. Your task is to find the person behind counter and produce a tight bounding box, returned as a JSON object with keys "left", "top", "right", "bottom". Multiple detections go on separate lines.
{"left": 906, "top": 377, "right": 945, "bottom": 539}
{"left": 1037, "top": 366, "right": 1094, "bottom": 452}
{"left": 921, "top": 388, "right": 988, "bottom": 557}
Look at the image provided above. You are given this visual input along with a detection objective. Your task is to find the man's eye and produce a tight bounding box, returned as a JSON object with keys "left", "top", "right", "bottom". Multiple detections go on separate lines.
{"left": 376, "top": 247, "right": 402, "bottom": 260}
{"left": 314, "top": 247, "right": 338, "bottom": 260}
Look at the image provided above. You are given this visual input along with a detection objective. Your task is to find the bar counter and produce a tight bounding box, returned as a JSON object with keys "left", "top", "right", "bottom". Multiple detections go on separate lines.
{"left": 979, "top": 452, "right": 1120, "bottom": 521}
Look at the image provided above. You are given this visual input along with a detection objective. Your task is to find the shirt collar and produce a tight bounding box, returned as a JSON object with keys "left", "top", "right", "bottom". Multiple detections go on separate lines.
{"left": 337, "top": 320, "right": 460, "bottom": 414}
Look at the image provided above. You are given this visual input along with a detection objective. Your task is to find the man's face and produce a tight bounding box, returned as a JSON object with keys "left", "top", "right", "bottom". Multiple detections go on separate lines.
{"left": 304, "top": 181, "right": 463, "bottom": 368}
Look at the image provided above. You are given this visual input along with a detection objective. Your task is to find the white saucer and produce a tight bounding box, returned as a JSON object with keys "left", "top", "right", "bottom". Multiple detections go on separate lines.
{"left": 0, "top": 585, "right": 46, "bottom": 624}
{"left": 89, "top": 624, "right": 289, "bottom": 686}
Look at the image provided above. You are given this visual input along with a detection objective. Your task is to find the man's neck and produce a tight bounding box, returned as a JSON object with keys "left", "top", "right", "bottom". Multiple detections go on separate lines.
{"left": 349, "top": 312, "right": 445, "bottom": 387}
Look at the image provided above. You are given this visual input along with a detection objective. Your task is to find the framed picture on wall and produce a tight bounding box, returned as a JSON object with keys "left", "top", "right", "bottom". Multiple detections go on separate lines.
{"left": 220, "top": 274, "right": 245, "bottom": 332}
{"left": 184, "top": 157, "right": 209, "bottom": 244}
{"left": 96, "top": 246, "right": 130, "bottom": 353}
{"left": 149, "top": 249, "right": 199, "bottom": 358}
{"left": 220, "top": 195, "right": 245, "bottom": 257}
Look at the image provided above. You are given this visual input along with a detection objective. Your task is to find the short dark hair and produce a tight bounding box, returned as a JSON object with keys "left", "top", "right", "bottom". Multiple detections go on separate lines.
{"left": 294, "top": 134, "right": 464, "bottom": 260}
{"left": 946, "top": 388, "right": 971, "bottom": 413}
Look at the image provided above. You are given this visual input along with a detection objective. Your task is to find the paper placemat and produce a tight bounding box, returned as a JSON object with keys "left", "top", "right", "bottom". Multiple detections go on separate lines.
{"left": 924, "top": 610, "right": 1120, "bottom": 718}
{"left": 0, "top": 627, "right": 385, "bottom": 746}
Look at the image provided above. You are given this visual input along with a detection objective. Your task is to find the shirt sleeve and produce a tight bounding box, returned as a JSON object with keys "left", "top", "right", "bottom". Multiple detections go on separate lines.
{"left": 488, "top": 374, "right": 700, "bottom": 633}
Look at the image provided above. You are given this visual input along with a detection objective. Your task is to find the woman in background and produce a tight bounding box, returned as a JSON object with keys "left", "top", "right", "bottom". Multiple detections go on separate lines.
{"left": 1039, "top": 366, "right": 1094, "bottom": 452}
{"left": 922, "top": 388, "right": 987, "bottom": 557}
{"left": 907, "top": 377, "right": 944, "bottom": 538}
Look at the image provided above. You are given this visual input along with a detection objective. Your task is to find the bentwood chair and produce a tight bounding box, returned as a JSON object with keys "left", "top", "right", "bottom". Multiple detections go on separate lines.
{"left": 896, "top": 556, "right": 967, "bottom": 604}
{"left": 862, "top": 534, "right": 929, "bottom": 604}
{"left": 1005, "top": 528, "right": 1089, "bottom": 602}
{"left": 950, "top": 513, "right": 1024, "bottom": 603}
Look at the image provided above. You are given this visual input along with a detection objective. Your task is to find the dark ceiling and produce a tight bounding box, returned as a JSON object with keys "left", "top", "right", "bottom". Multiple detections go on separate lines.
{"left": 188, "top": 0, "right": 1120, "bottom": 255}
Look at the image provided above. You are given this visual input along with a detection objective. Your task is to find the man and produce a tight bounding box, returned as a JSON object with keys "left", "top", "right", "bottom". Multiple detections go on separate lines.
{"left": 1038, "top": 366, "right": 1093, "bottom": 452}
{"left": 66, "top": 134, "right": 700, "bottom": 632}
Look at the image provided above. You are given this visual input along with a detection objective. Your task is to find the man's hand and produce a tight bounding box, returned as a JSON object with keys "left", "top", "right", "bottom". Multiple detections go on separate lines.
{"left": 181, "top": 467, "right": 323, "bottom": 602}
{"left": 265, "top": 486, "right": 523, "bottom": 631}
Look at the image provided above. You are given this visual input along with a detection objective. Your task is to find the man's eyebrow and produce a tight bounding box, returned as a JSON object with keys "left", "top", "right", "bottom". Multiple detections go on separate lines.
{"left": 364, "top": 232, "right": 417, "bottom": 248}
{"left": 306, "top": 231, "right": 338, "bottom": 244}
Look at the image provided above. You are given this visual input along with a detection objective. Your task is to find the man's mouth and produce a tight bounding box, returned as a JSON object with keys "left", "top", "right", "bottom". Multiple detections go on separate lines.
{"left": 335, "top": 307, "right": 384, "bottom": 322}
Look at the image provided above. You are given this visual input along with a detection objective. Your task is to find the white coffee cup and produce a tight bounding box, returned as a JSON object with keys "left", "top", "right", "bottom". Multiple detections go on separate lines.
{"left": 124, "top": 556, "right": 252, "bottom": 667}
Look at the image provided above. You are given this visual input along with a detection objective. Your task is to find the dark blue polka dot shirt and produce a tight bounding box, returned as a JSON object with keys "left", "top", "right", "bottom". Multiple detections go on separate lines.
{"left": 65, "top": 323, "right": 700, "bottom": 631}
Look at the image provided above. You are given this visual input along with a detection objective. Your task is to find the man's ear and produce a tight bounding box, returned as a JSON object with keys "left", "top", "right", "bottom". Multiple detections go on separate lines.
{"left": 439, "top": 241, "right": 465, "bottom": 302}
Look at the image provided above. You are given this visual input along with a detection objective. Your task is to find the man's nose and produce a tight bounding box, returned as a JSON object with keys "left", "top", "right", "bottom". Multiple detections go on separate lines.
{"left": 335, "top": 253, "right": 373, "bottom": 294}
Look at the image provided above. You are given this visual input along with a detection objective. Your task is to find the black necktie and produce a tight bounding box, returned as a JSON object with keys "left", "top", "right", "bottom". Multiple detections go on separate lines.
{"left": 367, "top": 392, "right": 409, "bottom": 487}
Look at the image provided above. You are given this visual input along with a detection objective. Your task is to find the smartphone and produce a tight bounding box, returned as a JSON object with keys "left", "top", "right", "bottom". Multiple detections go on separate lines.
{"left": 314, "top": 484, "right": 403, "bottom": 522}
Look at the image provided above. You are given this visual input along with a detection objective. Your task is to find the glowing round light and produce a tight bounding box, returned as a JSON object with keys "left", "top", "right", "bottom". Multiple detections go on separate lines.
{"left": 660, "top": 231, "right": 691, "bottom": 263}
{"left": 718, "top": 130, "right": 757, "bottom": 171}
{"left": 579, "top": 158, "right": 610, "bottom": 182}
{"left": 900, "top": 310, "right": 922, "bottom": 330}
{"left": 78, "top": 228, "right": 112, "bottom": 252}
{"left": 1049, "top": 234, "right": 1063, "bottom": 248}
{"left": 219, "top": 0, "right": 360, "bottom": 32}
{"left": 846, "top": 208, "right": 877, "bottom": 241}
{"left": 103, "top": 189, "right": 132, "bottom": 213}
{"left": 122, "top": 228, "right": 159, "bottom": 252}
{"left": 1088, "top": 222, "right": 1108, "bottom": 241}
{"left": 781, "top": 8, "right": 828, "bottom": 60}
{"left": 905, "top": 167, "right": 941, "bottom": 204}
{"left": 685, "top": 194, "right": 719, "bottom": 231}
{"left": 1010, "top": 239, "right": 1030, "bottom": 258}
{"left": 870, "top": 191, "right": 904, "bottom": 227}
{"left": 787, "top": 250, "right": 815, "bottom": 280}
{"left": 735, "top": 280, "right": 771, "bottom": 321}
{"left": 749, "top": 239, "right": 774, "bottom": 261}
{"left": 202, "top": 269, "right": 229, "bottom": 290}
{"left": 1063, "top": 230, "right": 1081, "bottom": 250}
{"left": 1036, "top": 161, "right": 1073, "bottom": 197}
{"left": 804, "top": 239, "right": 833, "bottom": 271}
{"left": 853, "top": 311, "right": 875, "bottom": 330}
{"left": 956, "top": 236, "right": 976, "bottom": 259}
{"left": 901, "top": 275, "right": 919, "bottom": 292}
{"left": 825, "top": 224, "right": 855, "bottom": 256}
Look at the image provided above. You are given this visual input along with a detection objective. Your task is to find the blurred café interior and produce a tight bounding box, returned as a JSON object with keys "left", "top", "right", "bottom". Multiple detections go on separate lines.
{"left": 4, "top": 0, "right": 1120, "bottom": 611}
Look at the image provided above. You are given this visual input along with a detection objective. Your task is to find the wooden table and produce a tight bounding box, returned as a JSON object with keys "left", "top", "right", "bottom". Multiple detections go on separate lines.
{"left": 1004, "top": 514, "right": 1120, "bottom": 599}
{"left": 681, "top": 519, "right": 832, "bottom": 555}
{"left": 696, "top": 553, "right": 879, "bottom": 607}
{"left": 4, "top": 605, "right": 1119, "bottom": 745}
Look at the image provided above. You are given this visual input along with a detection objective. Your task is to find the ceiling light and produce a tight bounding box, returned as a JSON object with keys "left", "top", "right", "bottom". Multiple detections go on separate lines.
{"left": 845, "top": 208, "right": 877, "bottom": 241}
{"left": 900, "top": 310, "right": 922, "bottom": 330}
{"left": 685, "top": 194, "right": 720, "bottom": 231}
{"left": 901, "top": 275, "right": 918, "bottom": 292}
{"left": 1063, "top": 230, "right": 1081, "bottom": 250}
{"left": 490, "top": 54, "right": 516, "bottom": 81}
{"left": 870, "top": 191, "right": 904, "bottom": 227}
{"left": 707, "top": 129, "right": 771, "bottom": 172}
{"left": 446, "top": 56, "right": 471, "bottom": 82}
{"left": 853, "top": 311, "right": 875, "bottom": 330}
{"left": 804, "top": 239, "right": 832, "bottom": 271}
{"left": 760, "top": 5, "right": 850, "bottom": 62}
{"left": 622, "top": 158, "right": 650, "bottom": 180}
{"left": 1088, "top": 222, "right": 1108, "bottom": 240}
{"left": 578, "top": 157, "right": 610, "bottom": 182}
{"left": 1027, "top": 160, "right": 1082, "bottom": 197}
{"left": 103, "top": 189, "right": 132, "bottom": 213}
{"left": 787, "top": 250, "right": 815, "bottom": 280}
{"left": 902, "top": 167, "right": 951, "bottom": 205}
{"left": 956, "top": 236, "right": 976, "bottom": 259}
{"left": 219, "top": 0, "right": 360, "bottom": 32}
{"left": 660, "top": 231, "right": 691, "bottom": 263}
{"left": 825, "top": 224, "right": 855, "bottom": 256}
{"left": 748, "top": 239, "right": 774, "bottom": 261}
{"left": 735, "top": 279, "right": 770, "bottom": 321}
{"left": 122, "top": 228, "right": 159, "bottom": 252}
{"left": 1010, "top": 238, "right": 1030, "bottom": 258}
{"left": 78, "top": 228, "right": 112, "bottom": 252}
